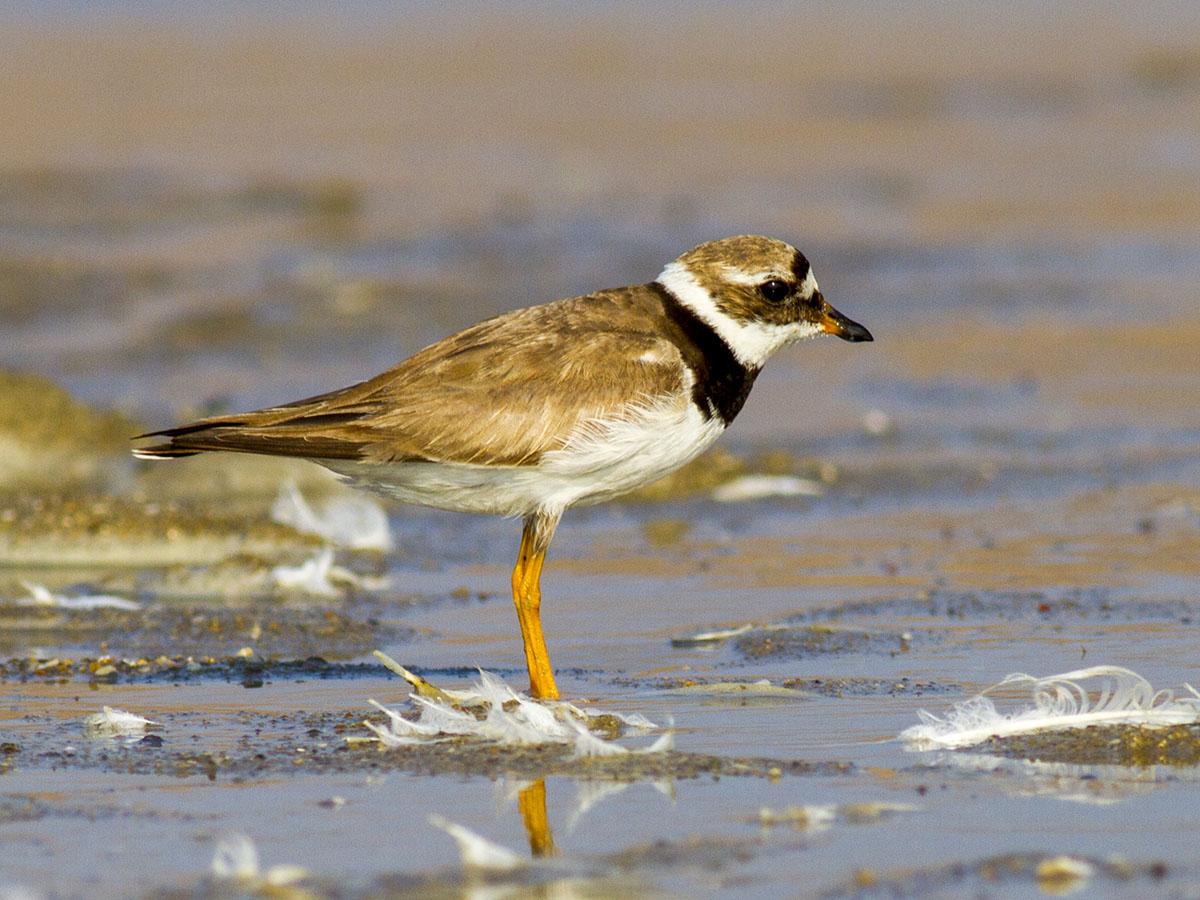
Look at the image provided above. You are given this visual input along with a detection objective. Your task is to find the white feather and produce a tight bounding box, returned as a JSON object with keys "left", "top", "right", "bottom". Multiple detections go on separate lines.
{"left": 902, "top": 665, "right": 1200, "bottom": 750}
{"left": 19, "top": 580, "right": 140, "bottom": 611}
{"left": 82, "top": 706, "right": 160, "bottom": 737}
{"left": 364, "top": 670, "right": 672, "bottom": 753}
{"left": 271, "top": 481, "right": 393, "bottom": 550}
{"left": 211, "top": 833, "right": 260, "bottom": 881}
{"left": 428, "top": 815, "right": 523, "bottom": 871}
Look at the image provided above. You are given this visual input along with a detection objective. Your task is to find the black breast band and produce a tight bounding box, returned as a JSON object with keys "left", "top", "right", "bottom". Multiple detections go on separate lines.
{"left": 650, "top": 281, "right": 759, "bottom": 425}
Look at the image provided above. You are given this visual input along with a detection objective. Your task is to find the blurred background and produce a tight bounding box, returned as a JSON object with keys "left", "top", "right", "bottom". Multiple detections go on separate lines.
{"left": 1, "top": 0, "right": 1197, "bottom": 450}
{"left": 3, "top": 4, "right": 1200, "bottom": 899}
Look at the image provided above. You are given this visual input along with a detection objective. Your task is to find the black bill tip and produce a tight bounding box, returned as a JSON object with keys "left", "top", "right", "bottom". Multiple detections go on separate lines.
{"left": 819, "top": 303, "right": 873, "bottom": 343}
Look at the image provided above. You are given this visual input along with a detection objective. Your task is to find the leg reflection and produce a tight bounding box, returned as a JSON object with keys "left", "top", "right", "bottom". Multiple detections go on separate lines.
{"left": 517, "top": 779, "right": 558, "bottom": 858}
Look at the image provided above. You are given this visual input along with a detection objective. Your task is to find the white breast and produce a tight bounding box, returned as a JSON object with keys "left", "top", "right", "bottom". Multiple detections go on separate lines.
{"left": 538, "top": 391, "right": 726, "bottom": 507}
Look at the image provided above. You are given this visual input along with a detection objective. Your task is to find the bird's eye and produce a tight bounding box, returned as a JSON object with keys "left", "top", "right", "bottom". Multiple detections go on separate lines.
{"left": 759, "top": 279, "right": 790, "bottom": 303}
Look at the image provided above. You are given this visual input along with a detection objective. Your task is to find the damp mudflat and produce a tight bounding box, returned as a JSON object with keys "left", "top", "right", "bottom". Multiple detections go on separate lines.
{"left": 3, "top": 3, "right": 1200, "bottom": 899}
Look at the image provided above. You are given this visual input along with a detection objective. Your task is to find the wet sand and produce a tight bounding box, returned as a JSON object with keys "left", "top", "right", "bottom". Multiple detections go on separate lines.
{"left": 2, "top": 3, "right": 1200, "bottom": 899}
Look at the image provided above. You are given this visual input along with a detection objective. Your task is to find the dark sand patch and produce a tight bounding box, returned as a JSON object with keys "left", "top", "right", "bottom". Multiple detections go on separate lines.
{"left": 979, "top": 724, "right": 1200, "bottom": 768}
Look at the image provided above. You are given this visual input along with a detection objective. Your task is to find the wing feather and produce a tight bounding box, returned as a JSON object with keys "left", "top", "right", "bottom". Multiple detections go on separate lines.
{"left": 134, "top": 287, "right": 689, "bottom": 467}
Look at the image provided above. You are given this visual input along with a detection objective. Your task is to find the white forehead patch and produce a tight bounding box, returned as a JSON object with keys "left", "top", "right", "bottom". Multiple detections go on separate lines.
{"left": 718, "top": 265, "right": 773, "bottom": 287}
{"left": 718, "top": 264, "right": 820, "bottom": 300}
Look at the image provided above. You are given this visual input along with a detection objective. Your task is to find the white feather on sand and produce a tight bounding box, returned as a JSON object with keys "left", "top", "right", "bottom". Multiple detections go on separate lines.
{"left": 902, "top": 665, "right": 1200, "bottom": 750}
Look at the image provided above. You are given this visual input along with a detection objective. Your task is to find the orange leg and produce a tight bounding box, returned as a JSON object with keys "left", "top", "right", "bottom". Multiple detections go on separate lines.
{"left": 511, "top": 513, "right": 560, "bottom": 699}
{"left": 517, "top": 779, "right": 557, "bottom": 857}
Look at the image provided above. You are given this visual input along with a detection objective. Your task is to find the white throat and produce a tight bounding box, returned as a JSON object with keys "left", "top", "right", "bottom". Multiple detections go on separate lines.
{"left": 656, "top": 261, "right": 821, "bottom": 369}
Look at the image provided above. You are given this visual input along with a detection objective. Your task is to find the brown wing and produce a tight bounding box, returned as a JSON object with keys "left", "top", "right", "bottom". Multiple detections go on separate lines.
{"left": 134, "top": 286, "right": 689, "bottom": 466}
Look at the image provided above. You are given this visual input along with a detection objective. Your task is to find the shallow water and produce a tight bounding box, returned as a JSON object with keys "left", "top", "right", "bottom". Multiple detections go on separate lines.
{"left": 2, "top": 3, "right": 1200, "bottom": 898}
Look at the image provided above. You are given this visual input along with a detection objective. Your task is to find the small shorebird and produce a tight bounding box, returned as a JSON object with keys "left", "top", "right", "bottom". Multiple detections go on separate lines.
{"left": 135, "top": 235, "right": 872, "bottom": 698}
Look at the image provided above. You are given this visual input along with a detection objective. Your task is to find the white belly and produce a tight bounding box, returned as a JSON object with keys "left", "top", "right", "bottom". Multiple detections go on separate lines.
{"left": 321, "top": 396, "right": 725, "bottom": 518}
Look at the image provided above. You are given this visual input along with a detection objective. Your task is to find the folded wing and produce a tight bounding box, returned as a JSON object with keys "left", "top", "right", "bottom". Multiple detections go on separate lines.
{"left": 134, "top": 289, "right": 687, "bottom": 468}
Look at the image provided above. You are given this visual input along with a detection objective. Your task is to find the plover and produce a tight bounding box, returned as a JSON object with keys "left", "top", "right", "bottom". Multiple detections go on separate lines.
{"left": 135, "top": 235, "right": 872, "bottom": 698}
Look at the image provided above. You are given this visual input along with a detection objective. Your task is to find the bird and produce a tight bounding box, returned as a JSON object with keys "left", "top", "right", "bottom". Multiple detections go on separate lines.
{"left": 134, "top": 235, "right": 872, "bottom": 699}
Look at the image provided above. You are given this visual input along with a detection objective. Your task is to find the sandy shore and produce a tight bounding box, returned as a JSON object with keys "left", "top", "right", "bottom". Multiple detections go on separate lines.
{"left": 2, "top": 7, "right": 1200, "bottom": 900}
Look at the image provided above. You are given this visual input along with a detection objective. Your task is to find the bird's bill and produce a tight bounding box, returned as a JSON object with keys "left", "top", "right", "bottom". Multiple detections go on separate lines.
{"left": 816, "top": 298, "right": 873, "bottom": 343}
